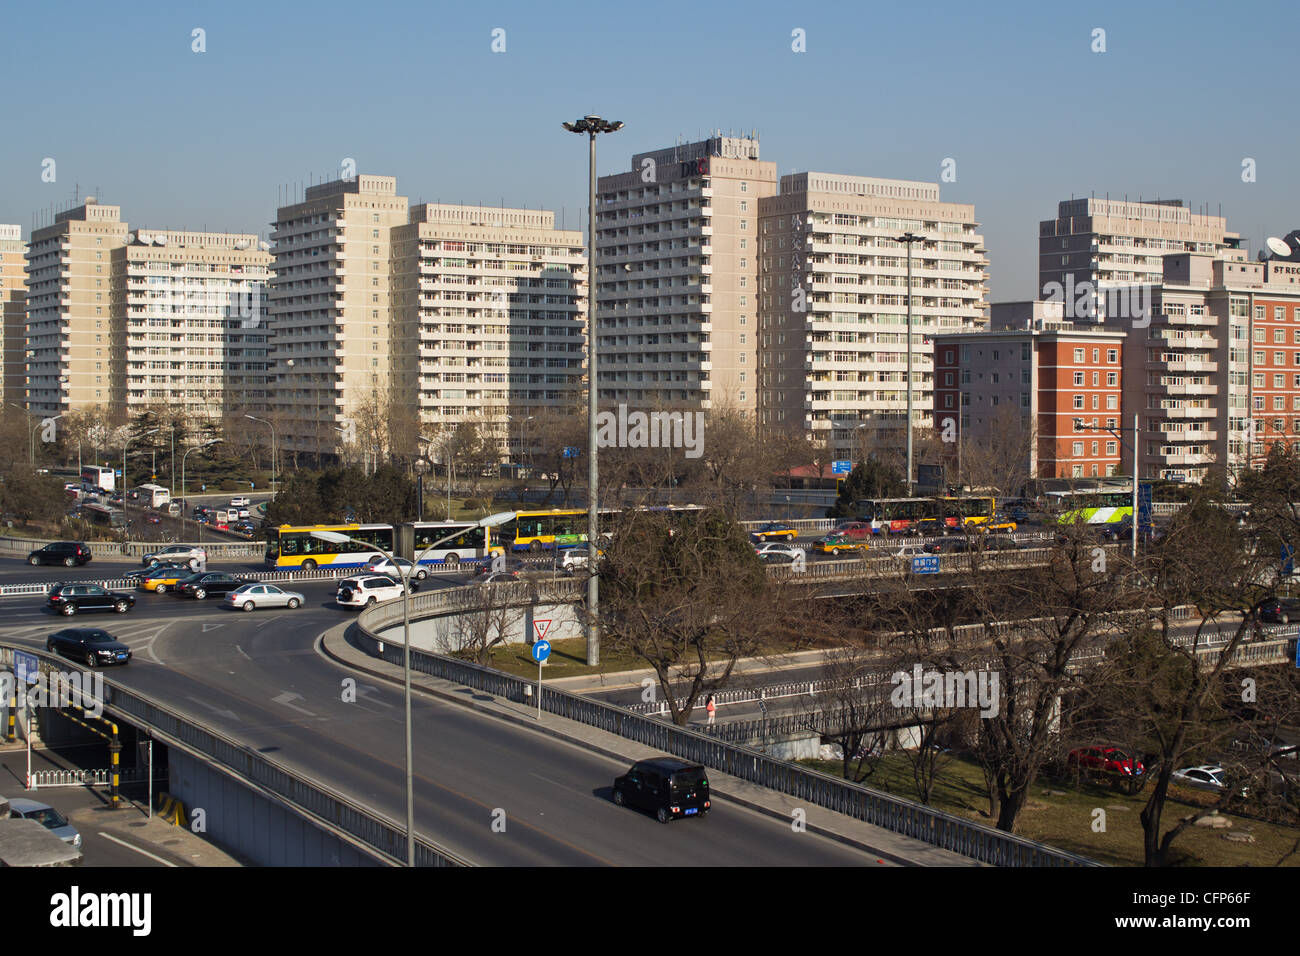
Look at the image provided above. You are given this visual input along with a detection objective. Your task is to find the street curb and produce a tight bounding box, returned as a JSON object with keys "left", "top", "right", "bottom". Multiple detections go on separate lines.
{"left": 316, "top": 623, "right": 961, "bottom": 867}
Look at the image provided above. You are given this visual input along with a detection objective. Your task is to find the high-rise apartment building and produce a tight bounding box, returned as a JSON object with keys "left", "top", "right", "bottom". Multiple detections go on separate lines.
{"left": 267, "top": 176, "right": 409, "bottom": 457}
{"left": 112, "top": 230, "right": 271, "bottom": 421}
{"left": 594, "top": 136, "right": 778, "bottom": 412}
{"left": 0, "top": 224, "right": 26, "bottom": 408}
{"left": 759, "top": 172, "right": 988, "bottom": 457}
{"left": 25, "top": 199, "right": 129, "bottom": 415}
{"left": 390, "top": 203, "right": 587, "bottom": 453}
{"left": 1039, "top": 198, "right": 1241, "bottom": 303}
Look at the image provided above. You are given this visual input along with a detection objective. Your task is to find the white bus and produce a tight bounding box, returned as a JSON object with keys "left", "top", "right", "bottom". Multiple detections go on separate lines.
{"left": 135, "top": 483, "right": 171, "bottom": 509}
{"left": 81, "top": 465, "right": 115, "bottom": 493}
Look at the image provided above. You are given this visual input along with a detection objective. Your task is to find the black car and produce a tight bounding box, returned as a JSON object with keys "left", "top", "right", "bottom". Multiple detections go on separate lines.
{"left": 46, "top": 627, "right": 131, "bottom": 667}
{"left": 27, "top": 541, "right": 92, "bottom": 567}
{"left": 174, "top": 571, "right": 252, "bottom": 600}
{"left": 123, "top": 561, "right": 190, "bottom": 582}
{"left": 1257, "top": 597, "right": 1300, "bottom": 625}
{"left": 612, "top": 757, "right": 710, "bottom": 824}
{"left": 925, "top": 537, "right": 971, "bottom": 554}
{"left": 46, "top": 584, "right": 134, "bottom": 617}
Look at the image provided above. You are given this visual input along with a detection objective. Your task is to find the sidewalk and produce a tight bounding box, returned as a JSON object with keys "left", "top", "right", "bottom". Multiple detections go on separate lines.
{"left": 319, "top": 623, "right": 983, "bottom": 867}
{"left": 544, "top": 647, "right": 836, "bottom": 695}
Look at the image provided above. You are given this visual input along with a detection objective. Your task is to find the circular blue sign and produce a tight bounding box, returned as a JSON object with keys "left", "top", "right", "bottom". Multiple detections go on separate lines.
{"left": 532, "top": 640, "right": 551, "bottom": 663}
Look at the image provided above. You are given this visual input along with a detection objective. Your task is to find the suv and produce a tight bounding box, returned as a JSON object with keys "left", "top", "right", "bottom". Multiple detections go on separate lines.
{"left": 335, "top": 575, "right": 415, "bottom": 608}
{"left": 612, "top": 757, "right": 710, "bottom": 823}
{"left": 27, "top": 542, "right": 91, "bottom": 568}
{"left": 46, "top": 584, "right": 134, "bottom": 616}
{"left": 141, "top": 544, "right": 207, "bottom": 570}
{"left": 229, "top": 496, "right": 250, "bottom": 508}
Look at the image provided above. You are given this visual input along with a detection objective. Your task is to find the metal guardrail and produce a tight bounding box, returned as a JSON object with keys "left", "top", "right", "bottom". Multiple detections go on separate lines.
{"left": 0, "top": 644, "right": 470, "bottom": 867}
{"left": 354, "top": 585, "right": 1098, "bottom": 867}
{"left": 30, "top": 767, "right": 152, "bottom": 788}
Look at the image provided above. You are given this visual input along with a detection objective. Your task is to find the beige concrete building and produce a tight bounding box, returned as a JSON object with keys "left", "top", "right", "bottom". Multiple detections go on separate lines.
{"left": 758, "top": 172, "right": 988, "bottom": 458}
{"left": 0, "top": 225, "right": 26, "bottom": 408}
{"left": 390, "top": 203, "right": 587, "bottom": 454}
{"left": 595, "top": 136, "right": 778, "bottom": 412}
{"left": 25, "top": 199, "right": 129, "bottom": 415}
{"left": 1039, "top": 198, "right": 1241, "bottom": 309}
{"left": 112, "top": 230, "right": 271, "bottom": 423}
{"left": 267, "top": 175, "right": 409, "bottom": 458}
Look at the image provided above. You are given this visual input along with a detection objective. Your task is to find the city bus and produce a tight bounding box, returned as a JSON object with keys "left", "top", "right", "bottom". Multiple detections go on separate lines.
{"left": 1045, "top": 489, "right": 1134, "bottom": 525}
{"left": 854, "top": 498, "right": 934, "bottom": 535}
{"left": 265, "top": 523, "right": 396, "bottom": 570}
{"left": 81, "top": 465, "right": 115, "bottom": 493}
{"left": 498, "top": 505, "right": 708, "bottom": 552}
{"left": 79, "top": 502, "right": 127, "bottom": 531}
{"left": 934, "top": 496, "right": 996, "bottom": 530}
{"left": 402, "top": 521, "right": 504, "bottom": 568}
{"left": 134, "top": 483, "right": 171, "bottom": 509}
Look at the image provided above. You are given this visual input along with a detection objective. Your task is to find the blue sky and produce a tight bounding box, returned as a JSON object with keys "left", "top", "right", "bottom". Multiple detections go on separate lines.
{"left": 2, "top": 0, "right": 1294, "bottom": 297}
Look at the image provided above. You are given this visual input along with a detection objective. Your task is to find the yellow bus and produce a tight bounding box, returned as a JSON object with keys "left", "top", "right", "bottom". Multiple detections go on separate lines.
{"left": 265, "top": 523, "right": 395, "bottom": 570}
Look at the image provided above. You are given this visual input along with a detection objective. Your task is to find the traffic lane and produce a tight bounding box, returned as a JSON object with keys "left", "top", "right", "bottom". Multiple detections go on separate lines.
{"left": 0, "top": 554, "right": 268, "bottom": 585}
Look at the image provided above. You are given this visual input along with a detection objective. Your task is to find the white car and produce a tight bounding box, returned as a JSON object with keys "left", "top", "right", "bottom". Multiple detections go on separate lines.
{"left": 141, "top": 544, "right": 208, "bottom": 570}
{"left": 887, "top": 543, "right": 930, "bottom": 561}
{"left": 561, "top": 547, "right": 604, "bottom": 571}
{"left": 336, "top": 575, "right": 416, "bottom": 608}
{"left": 1171, "top": 765, "right": 1249, "bottom": 797}
{"left": 754, "top": 543, "right": 802, "bottom": 561}
{"left": 363, "top": 557, "right": 429, "bottom": 581}
{"left": 229, "top": 496, "right": 250, "bottom": 508}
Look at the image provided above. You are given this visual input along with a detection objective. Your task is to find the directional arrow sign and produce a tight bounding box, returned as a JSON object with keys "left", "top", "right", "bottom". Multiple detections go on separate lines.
{"left": 201, "top": 622, "right": 223, "bottom": 633}
{"left": 272, "top": 692, "right": 317, "bottom": 717}
{"left": 533, "top": 619, "right": 552, "bottom": 644}
{"left": 531, "top": 640, "right": 551, "bottom": 664}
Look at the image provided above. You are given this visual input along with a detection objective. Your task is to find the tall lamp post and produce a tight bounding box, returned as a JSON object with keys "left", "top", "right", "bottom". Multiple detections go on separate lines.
{"left": 563, "top": 113, "right": 623, "bottom": 667}
{"left": 895, "top": 231, "right": 924, "bottom": 495}
{"left": 312, "top": 511, "right": 515, "bottom": 866}
{"left": 245, "top": 414, "right": 277, "bottom": 499}
{"left": 30, "top": 413, "right": 63, "bottom": 468}
{"left": 507, "top": 415, "right": 534, "bottom": 479}
{"left": 1073, "top": 412, "right": 1140, "bottom": 560}
{"left": 182, "top": 439, "right": 223, "bottom": 531}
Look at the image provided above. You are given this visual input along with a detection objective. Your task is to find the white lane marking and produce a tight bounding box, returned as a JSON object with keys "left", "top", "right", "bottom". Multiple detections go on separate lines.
{"left": 272, "top": 691, "right": 317, "bottom": 717}
{"left": 235, "top": 644, "right": 253, "bottom": 662}
{"left": 185, "top": 695, "right": 241, "bottom": 722}
{"left": 96, "top": 831, "right": 178, "bottom": 867}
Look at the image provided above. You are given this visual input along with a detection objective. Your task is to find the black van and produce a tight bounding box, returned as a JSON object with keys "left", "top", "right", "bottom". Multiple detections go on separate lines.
{"left": 612, "top": 757, "right": 710, "bottom": 823}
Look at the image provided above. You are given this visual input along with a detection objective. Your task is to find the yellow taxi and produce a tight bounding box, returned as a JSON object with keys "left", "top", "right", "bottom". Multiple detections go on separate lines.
{"left": 138, "top": 564, "right": 194, "bottom": 593}
{"left": 751, "top": 522, "right": 798, "bottom": 542}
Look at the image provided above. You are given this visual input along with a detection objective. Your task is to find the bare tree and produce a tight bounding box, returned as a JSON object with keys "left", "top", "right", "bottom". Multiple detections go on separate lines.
{"left": 960, "top": 404, "right": 1036, "bottom": 495}
{"left": 451, "top": 582, "right": 528, "bottom": 666}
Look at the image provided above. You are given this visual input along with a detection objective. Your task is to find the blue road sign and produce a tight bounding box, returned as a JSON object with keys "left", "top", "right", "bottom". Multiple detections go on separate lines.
{"left": 1284, "top": 544, "right": 1295, "bottom": 577}
{"left": 831, "top": 460, "right": 852, "bottom": 475}
{"left": 563, "top": 447, "right": 580, "bottom": 458}
{"left": 531, "top": 640, "right": 551, "bottom": 663}
{"left": 15, "top": 651, "right": 38, "bottom": 686}
{"left": 911, "top": 555, "right": 940, "bottom": 575}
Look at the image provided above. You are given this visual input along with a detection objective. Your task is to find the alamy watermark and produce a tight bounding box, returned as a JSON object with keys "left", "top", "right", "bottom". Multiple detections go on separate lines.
{"left": 594, "top": 404, "right": 704, "bottom": 459}
{"left": 1042, "top": 273, "right": 1150, "bottom": 327}
{"left": 889, "top": 665, "right": 1000, "bottom": 718}
{"left": 1, "top": 670, "right": 104, "bottom": 718}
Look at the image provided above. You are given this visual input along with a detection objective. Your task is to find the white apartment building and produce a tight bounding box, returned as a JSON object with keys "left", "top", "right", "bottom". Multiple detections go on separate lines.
{"left": 595, "top": 135, "right": 778, "bottom": 413}
{"left": 0, "top": 224, "right": 26, "bottom": 408}
{"left": 267, "top": 176, "right": 409, "bottom": 457}
{"left": 758, "top": 172, "right": 988, "bottom": 457}
{"left": 25, "top": 199, "right": 129, "bottom": 415}
{"left": 112, "top": 230, "right": 271, "bottom": 422}
{"left": 391, "top": 203, "right": 587, "bottom": 453}
{"left": 1039, "top": 197, "right": 1241, "bottom": 302}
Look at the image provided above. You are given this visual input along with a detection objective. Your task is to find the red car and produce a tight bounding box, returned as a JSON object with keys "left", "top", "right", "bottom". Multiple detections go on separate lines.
{"left": 1068, "top": 746, "right": 1145, "bottom": 777}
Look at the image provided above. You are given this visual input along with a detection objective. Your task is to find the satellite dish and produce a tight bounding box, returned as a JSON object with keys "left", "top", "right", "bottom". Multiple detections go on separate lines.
{"left": 233, "top": 240, "right": 250, "bottom": 250}
{"left": 1267, "top": 236, "right": 1290, "bottom": 258}
{"left": 154, "top": 235, "right": 168, "bottom": 246}
{"left": 137, "top": 232, "right": 152, "bottom": 245}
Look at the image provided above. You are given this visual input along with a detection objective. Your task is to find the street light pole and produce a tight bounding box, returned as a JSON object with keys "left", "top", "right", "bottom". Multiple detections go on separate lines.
{"left": 895, "top": 232, "right": 923, "bottom": 496}
{"left": 245, "top": 415, "right": 277, "bottom": 499}
{"left": 182, "top": 440, "right": 222, "bottom": 533}
{"left": 564, "top": 114, "right": 623, "bottom": 668}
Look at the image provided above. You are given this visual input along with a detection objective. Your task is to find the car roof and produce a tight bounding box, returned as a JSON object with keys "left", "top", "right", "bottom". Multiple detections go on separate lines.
{"left": 6, "top": 797, "right": 56, "bottom": 813}
{"left": 637, "top": 757, "right": 704, "bottom": 773}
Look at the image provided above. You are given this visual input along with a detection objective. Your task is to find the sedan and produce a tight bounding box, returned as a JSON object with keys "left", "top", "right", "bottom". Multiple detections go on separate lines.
{"left": 815, "top": 534, "right": 868, "bottom": 556}
{"left": 123, "top": 561, "right": 190, "bottom": 583}
{"left": 173, "top": 572, "right": 253, "bottom": 600}
{"left": 46, "top": 584, "right": 135, "bottom": 616}
{"left": 45, "top": 627, "right": 132, "bottom": 667}
{"left": 138, "top": 567, "right": 195, "bottom": 593}
{"left": 1171, "top": 764, "right": 1248, "bottom": 796}
{"left": 750, "top": 522, "right": 797, "bottom": 542}
{"left": 224, "top": 583, "right": 304, "bottom": 612}
{"left": 229, "top": 496, "right": 250, "bottom": 507}
{"left": 7, "top": 798, "right": 82, "bottom": 848}
{"left": 478, "top": 571, "right": 522, "bottom": 585}
{"left": 363, "top": 557, "right": 429, "bottom": 581}
{"left": 754, "top": 542, "right": 801, "bottom": 560}
{"left": 1256, "top": 597, "right": 1300, "bottom": 625}
{"left": 1069, "top": 746, "right": 1145, "bottom": 777}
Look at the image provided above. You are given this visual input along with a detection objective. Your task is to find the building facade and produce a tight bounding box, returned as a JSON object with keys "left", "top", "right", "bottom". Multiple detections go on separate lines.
{"left": 0, "top": 224, "right": 26, "bottom": 408}
{"left": 759, "top": 172, "right": 988, "bottom": 458}
{"left": 594, "top": 136, "right": 778, "bottom": 413}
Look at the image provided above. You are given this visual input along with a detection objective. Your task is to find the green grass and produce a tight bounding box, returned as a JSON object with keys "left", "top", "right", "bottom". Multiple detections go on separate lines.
{"left": 800, "top": 753, "right": 1300, "bottom": 866}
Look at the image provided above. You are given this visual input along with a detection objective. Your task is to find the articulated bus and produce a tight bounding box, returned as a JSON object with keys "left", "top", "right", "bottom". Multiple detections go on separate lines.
{"left": 854, "top": 498, "right": 934, "bottom": 535}
{"left": 934, "top": 496, "right": 996, "bottom": 529}
{"left": 403, "top": 521, "right": 503, "bottom": 568}
{"left": 1045, "top": 488, "right": 1135, "bottom": 525}
{"left": 265, "top": 523, "right": 396, "bottom": 570}
{"left": 498, "top": 506, "right": 706, "bottom": 552}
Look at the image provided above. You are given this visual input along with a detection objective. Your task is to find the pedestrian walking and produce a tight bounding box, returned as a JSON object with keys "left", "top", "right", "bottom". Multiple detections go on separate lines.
{"left": 706, "top": 694, "right": 716, "bottom": 726}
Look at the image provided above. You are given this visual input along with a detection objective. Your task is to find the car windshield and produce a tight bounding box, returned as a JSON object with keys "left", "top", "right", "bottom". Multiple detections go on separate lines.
{"left": 671, "top": 769, "right": 708, "bottom": 793}
{"left": 85, "top": 633, "right": 113, "bottom": 643}
{"left": 24, "top": 806, "right": 69, "bottom": 828}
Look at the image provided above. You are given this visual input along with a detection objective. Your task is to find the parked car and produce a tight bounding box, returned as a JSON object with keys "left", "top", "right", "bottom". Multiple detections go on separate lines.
{"left": 229, "top": 496, "right": 250, "bottom": 508}
{"left": 612, "top": 757, "right": 710, "bottom": 823}
{"left": 1171, "top": 764, "right": 1248, "bottom": 796}
{"left": 45, "top": 626, "right": 132, "bottom": 666}
{"left": 336, "top": 575, "right": 415, "bottom": 608}
{"left": 750, "top": 522, "right": 797, "bottom": 542}
{"left": 224, "top": 583, "right": 304, "bottom": 612}
{"left": 1068, "top": 746, "right": 1145, "bottom": 777}
{"left": 46, "top": 584, "right": 134, "bottom": 616}
{"left": 6, "top": 798, "right": 82, "bottom": 848}
{"left": 141, "top": 544, "right": 207, "bottom": 569}
{"left": 27, "top": 542, "right": 92, "bottom": 568}
{"left": 363, "top": 557, "right": 429, "bottom": 581}
{"left": 174, "top": 571, "right": 253, "bottom": 600}
{"left": 1256, "top": 597, "right": 1300, "bottom": 625}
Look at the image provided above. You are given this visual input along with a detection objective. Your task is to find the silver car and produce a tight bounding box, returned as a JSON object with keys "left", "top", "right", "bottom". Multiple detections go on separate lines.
{"left": 224, "top": 583, "right": 304, "bottom": 612}
{"left": 141, "top": 544, "right": 207, "bottom": 570}
{"left": 7, "top": 797, "right": 82, "bottom": 848}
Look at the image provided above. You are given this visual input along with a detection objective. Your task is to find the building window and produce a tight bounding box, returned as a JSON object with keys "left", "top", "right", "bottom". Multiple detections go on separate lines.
{"left": 1107, "top": 349, "right": 1118, "bottom": 363}
{"left": 1092, "top": 349, "right": 1100, "bottom": 363}
{"left": 1073, "top": 371, "right": 1084, "bottom": 386}
{"left": 1074, "top": 395, "right": 1084, "bottom": 409}
{"left": 1092, "top": 394, "right": 1099, "bottom": 409}
{"left": 1277, "top": 329, "right": 1287, "bottom": 343}
{"left": 1106, "top": 441, "right": 1117, "bottom": 455}
{"left": 1073, "top": 348, "right": 1085, "bottom": 363}
{"left": 1107, "top": 371, "right": 1117, "bottom": 386}
{"left": 1106, "top": 395, "right": 1117, "bottom": 410}
{"left": 1073, "top": 441, "right": 1084, "bottom": 456}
